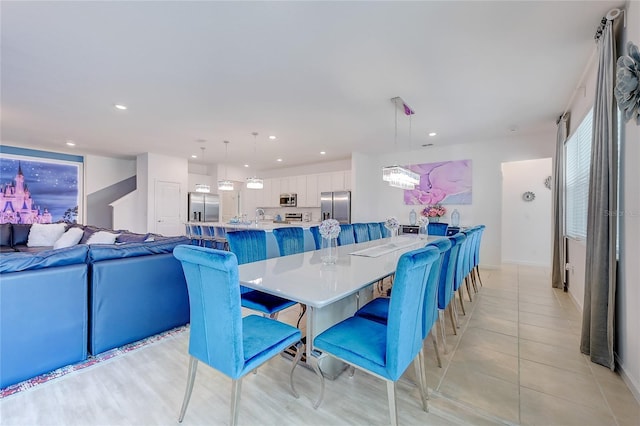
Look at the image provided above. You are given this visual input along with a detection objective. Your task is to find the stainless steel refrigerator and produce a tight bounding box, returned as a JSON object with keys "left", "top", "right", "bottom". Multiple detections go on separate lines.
{"left": 187, "top": 192, "right": 220, "bottom": 222}
{"left": 320, "top": 191, "right": 351, "bottom": 224}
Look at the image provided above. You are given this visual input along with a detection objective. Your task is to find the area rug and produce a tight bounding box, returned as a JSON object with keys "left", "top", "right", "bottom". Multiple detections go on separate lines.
{"left": 0, "top": 325, "right": 188, "bottom": 399}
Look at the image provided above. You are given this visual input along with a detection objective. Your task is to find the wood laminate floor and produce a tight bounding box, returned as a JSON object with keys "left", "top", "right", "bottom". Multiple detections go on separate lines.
{"left": 1, "top": 265, "right": 638, "bottom": 425}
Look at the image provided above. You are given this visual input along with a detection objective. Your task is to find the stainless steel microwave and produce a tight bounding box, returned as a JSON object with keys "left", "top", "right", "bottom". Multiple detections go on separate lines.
{"left": 279, "top": 193, "right": 297, "bottom": 207}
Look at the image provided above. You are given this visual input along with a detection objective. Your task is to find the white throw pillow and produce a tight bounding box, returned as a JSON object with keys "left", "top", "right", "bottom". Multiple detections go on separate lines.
{"left": 27, "top": 223, "right": 67, "bottom": 247}
{"left": 53, "top": 227, "right": 84, "bottom": 250}
{"left": 86, "top": 230, "right": 120, "bottom": 245}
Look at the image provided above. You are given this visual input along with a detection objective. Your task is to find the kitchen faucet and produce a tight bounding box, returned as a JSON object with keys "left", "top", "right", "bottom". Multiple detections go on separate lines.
{"left": 255, "top": 208, "right": 265, "bottom": 224}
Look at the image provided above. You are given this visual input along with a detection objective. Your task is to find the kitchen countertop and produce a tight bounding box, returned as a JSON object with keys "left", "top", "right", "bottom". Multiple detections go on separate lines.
{"left": 188, "top": 221, "right": 320, "bottom": 231}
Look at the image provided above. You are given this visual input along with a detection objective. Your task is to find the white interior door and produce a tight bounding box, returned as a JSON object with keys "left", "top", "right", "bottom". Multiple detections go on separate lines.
{"left": 155, "top": 180, "right": 182, "bottom": 236}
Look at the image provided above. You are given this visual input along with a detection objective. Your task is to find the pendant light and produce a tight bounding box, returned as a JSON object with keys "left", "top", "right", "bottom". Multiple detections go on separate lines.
{"left": 218, "top": 141, "right": 234, "bottom": 191}
{"left": 382, "top": 97, "right": 420, "bottom": 190}
{"left": 195, "top": 147, "right": 211, "bottom": 193}
{"left": 246, "top": 132, "right": 264, "bottom": 189}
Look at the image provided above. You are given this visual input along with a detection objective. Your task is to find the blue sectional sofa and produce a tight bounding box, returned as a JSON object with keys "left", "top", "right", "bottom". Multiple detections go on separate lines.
{"left": 0, "top": 230, "right": 190, "bottom": 389}
{"left": 1, "top": 245, "right": 89, "bottom": 388}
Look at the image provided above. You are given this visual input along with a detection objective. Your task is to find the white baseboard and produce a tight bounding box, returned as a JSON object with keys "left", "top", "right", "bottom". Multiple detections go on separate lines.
{"left": 615, "top": 353, "right": 640, "bottom": 404}
{"left": 501, "top": 259, "right": 551, "bottom": 268}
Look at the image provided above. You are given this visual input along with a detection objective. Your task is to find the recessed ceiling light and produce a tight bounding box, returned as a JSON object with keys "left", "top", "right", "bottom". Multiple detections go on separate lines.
{"left": 66, "top": 140, "right": 76, "bottom": 147}
{"left": 276, "top": 158, "right": 283, "bottom": 162}
{"left": 269, "top": 135, "right": 277, "bottom": 140}
{"left": 320, "top": 151, "right": 326, "bottom": 155}
{"left": 428, "top": 132, "right": 437, "bottom": 137}
{"left": 191, "top": 155, "right": 197, "bottom": 159}
{"left": 114, "top": 104, "right": 127, "bottom": 110}
{"left": 244, "top": 164, "right": 249, "bottom": 168}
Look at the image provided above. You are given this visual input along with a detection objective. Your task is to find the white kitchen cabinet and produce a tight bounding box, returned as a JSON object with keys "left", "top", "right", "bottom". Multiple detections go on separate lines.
{"left": 256, "top": 178, "right": 272, "bottom": 207}
{"left": 331, "top": 171, "right": 345, "bottom": 191}
{"left": 306, "top": 174, "right": 319, "bottom": 207}
{"left": 344, "top": 171, "right": 351, "bottom": 190}
{"left": 280, "top": 177, "right": 290, "bottom": 194}
{"left": 317, "top": 173, "right": 332, "bottom": 194}
{"left": 242, "top": 188, "right": 257, "bottom": 217}
{"left": 295, "top": 176, "right": 307, "bottom": 206}
{"left": 271, "top": 179, "right": 281, "bottom": 207}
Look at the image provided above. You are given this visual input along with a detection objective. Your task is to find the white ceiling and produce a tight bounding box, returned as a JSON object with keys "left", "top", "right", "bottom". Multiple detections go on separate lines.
{"left": 0, "top": 1, "right": 619, "bottom": 171}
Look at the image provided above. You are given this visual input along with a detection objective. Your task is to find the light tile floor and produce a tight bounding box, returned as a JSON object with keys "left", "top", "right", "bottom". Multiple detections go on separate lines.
{"left": 1, "top": 264, "right": 638, "bottom": 425}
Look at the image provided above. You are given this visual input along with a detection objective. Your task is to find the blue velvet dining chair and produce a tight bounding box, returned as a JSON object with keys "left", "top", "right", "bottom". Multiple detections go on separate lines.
{"left": 309, "top": 226, "right": 322, "bottom": 250}
{"left": 226, "top": 230, "right": 298, "bottom": 318}
{"left": 272, "top": 227, "right": 307, "bottom": 327}
{"left": 367, "top": 222, "right": 382, "bottom": 240}
{"left": 470, "top": 225, "right": 485, "bottom": 289}
{"left": 352, "top": 223, "right": 370, "bottom": 243}
{"left": 378, "top": 222, "right": 391, "bottom": 238}
{"left": 273, "top": 227, "right": 305, "bottom": 256}
{"left": 427, "top": 222, "right": 449, "bottom": 236}
{"left": 354, "top": 238, "right": 452, "bottom": 368}
{"left": 435, "top": 233, "right": 465, "bottom": 352}
{"left": 337, "top": 224, "right": 355, "bottom": 246}
{"left": 173, "top": 245, "right": 303, "bottom": 426}
{"left": 313, "top": 246, "right": 440, "bottom": 425}
{"left": 453, "top": 231, "right": 472, "bottom": 314}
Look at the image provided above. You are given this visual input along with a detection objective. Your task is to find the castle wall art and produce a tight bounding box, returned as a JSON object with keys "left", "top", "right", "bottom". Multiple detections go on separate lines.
{"left": 0, "top": 156, "right": 81, "bottom": 224}
{"left": 404, "top": 159, "right": 472, "bottom": 205}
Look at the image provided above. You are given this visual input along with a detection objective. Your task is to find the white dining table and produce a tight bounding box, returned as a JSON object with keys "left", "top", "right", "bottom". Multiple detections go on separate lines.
{"left": 237, "top": 234, "right": 441, "bottom": 381}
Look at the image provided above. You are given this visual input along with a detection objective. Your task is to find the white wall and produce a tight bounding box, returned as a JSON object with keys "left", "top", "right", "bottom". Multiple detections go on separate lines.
{"left": 501, "top": 158, "right": 552, "bottom": 266}
{"left": 356, "top": 132, "right": 555, "bottom": 267}
{"left": 84, "top": 154, "right": 136, "bottom": 194}
{"left": 616, "top": 0, "right": 640, "bottom": 402}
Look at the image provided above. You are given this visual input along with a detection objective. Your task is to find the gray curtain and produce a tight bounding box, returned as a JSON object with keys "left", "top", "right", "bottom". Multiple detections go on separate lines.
{"left": 551, "top": 115, "right": 568, "bottom": 289}
{"left": 580, "top": 19, "right": 618, "bottom": 370}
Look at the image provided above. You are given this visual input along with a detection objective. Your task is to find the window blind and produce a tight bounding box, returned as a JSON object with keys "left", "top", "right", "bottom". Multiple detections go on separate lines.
{"left": 564, "top": 109, "right": 593, "bottom": 240}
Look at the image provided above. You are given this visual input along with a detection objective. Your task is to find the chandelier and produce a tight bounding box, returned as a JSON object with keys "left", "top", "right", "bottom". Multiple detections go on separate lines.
{"left": 246, "top": 132, "right": 264, "bottom": 189}
{"left": 217, "top": 141, "right": 234, "bottom": 191}
{"left": 382, "top": 97, "right": 419, "bottom": 189}
{"left": 195, "top": 183, "right": 211, "bottom": 193}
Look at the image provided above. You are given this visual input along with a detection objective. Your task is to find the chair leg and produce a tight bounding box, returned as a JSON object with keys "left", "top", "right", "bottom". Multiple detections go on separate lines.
{"left": 414, "top": 354, "right": 428, "bottom": 412}
{"left": 230, "top": 378, "right": 242, "bottom": 426}
{"left": 289, "top": 341, "right": 305, "bottom": 398}
{"left": 296, "top": 304, "right": 307, "bottom": 329}
{"left": 431, "top": 331, "right": 442, "bottom": 368}
{"left": 348, "top": 366, "right": 356, "bottom": 377}
{"left": 386, "top": 380, "right": 398, "bottom": 426}
{"left": 418, "top": 348, "right": 429, "bottom": 400}
{"left": 475, "top": 265, "right": 484, "bottom": 287}
{"left": 438, "top": 310, "right": 448, "bottom": 354}
{"left": 458, "top": 288, "right": 466, "bottom": 315}
{"left": 465, "top": 276, "right": 473, "bottom": 302}
{"left": 470, "top": 269, "right": 479, "bottom": 293}
{"left": 452, "top": 296, "right": 461, "bottom": 327}
{"left": 310, "top": 354, "right": 326, "bottom": 409}
{"left": 178, "top": 356, "right": 198, "bottom": 423}
{"left": 448, "top": 305, "right": 458, "bottom": 335}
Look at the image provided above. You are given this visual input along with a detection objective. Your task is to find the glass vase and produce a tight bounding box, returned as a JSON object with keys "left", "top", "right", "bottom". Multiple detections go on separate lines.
{"left": 321, "top": 236, "right": 338, "bottom": 265}
{"left": 419, "top": 222, "right": 429, "bottom": 239}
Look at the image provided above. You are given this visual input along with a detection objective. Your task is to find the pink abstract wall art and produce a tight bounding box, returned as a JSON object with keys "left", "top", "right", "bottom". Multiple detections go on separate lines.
{"left": 404, "top": 159, "right": 472, "bottom": 205}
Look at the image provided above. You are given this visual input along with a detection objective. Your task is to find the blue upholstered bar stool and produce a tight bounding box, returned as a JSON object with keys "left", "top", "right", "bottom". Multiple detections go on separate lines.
{"left": 173, "top": 245, "right": 303, "bottom": 426}
{"left": 367, "top": 222, "right": 382, "bottom": 240}
{"left": 352, "top": 223, "right": 370, "bottom": 243}
{"left": 337, "top": 224, "right": 355, "bottom": 246}
{"left": 226, "top": 230, "right": 298, "bottom": 319}
{"left": 309, "top": 226, "right": 322, "bottom": 250}
{"left": 313, "top": 246, "right": 440, "bottom": 425}
{"left": 427, "top": 222, "right": 449, "bottom": 236}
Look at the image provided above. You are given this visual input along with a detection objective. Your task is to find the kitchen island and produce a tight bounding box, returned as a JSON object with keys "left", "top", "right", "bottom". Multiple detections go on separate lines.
{"left": 186, "top": 221, "right": 320, "bottom": 258}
